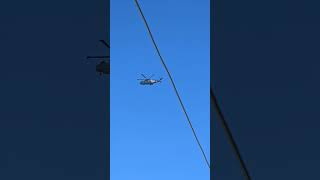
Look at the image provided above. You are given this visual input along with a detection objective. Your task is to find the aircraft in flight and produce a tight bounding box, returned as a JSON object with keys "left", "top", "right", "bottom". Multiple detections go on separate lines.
{"left": 138, "top": 74, "right": 163, "bottom": 85}
{"left": 87, "top": 40, "right": 110, "bottom": 75}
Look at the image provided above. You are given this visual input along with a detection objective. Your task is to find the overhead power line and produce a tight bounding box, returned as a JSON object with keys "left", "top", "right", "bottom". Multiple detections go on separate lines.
{"left": 133, "top": 0, "right": 210, "bottom": 169}
{"left": 210, "top": 88, "right": 252, "bottom": 180}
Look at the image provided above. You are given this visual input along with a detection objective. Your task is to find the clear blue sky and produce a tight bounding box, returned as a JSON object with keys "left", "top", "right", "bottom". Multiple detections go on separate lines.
{"left": 111, "top": 0, "right": 210, "bottom": 179}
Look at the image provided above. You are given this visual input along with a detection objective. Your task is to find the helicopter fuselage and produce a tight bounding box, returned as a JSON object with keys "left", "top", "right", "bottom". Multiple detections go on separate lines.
{"left": 96, "top": 61, "right": 110, "bottom": 75}
{"left": 140, "top": 79, "right": 158, "bottom": 85}
{"left": 138, "top": 74, "right": 162, "bottom": 85}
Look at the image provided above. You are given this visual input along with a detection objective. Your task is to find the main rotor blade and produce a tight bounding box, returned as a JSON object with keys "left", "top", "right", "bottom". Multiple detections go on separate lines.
{"left": 141, "top": 74, "right": 147, "bottom": 78}
{"left": 87, "top": 56, "right": 109, "bottom": 59}
{"left": 149, "top": 74, "right": 154, "bottom": 79}
{"left": 99, "top": 40, "right": 110, "bottom": 48}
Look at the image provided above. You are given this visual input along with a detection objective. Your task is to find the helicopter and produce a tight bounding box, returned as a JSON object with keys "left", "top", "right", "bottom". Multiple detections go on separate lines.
{"left": 87, "top": 40, "right": 110, "bottom": 75}
{"left": 138, "top": 74, "right": 163, "bottom": 85}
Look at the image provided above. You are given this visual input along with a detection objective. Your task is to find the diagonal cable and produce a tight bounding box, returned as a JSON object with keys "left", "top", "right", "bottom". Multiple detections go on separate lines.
{"left": 210, "top": 88, "right": 252, "bottom": 180}
{"left": 134, "top": 0, "right": 210, "bottom": 169}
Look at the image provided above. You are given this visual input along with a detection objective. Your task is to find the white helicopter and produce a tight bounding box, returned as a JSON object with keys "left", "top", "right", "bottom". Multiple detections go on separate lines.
{"left": 138, "top": 74, "right": 163, "bottom": 85}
